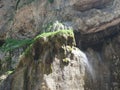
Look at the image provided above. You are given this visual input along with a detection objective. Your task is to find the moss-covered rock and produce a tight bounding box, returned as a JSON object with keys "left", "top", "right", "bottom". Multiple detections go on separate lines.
{"left": 0, "top": 29, "right": 86, "bottom": 90}
{"left": 24, "top": 29, "right": 75, "bottom": 56}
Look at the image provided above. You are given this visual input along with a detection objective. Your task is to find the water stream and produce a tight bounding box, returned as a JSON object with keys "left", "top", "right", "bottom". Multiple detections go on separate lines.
{"left": 73, "top": 48, "right": 95, "bottom": 80}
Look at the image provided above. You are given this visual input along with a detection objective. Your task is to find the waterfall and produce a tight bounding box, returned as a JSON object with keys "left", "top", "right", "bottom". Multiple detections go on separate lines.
{"left": 84, "top": 54, "right": 95, "bottom": 80}
{"left": 72, "top": 48, "right": 95, "bottom": 80}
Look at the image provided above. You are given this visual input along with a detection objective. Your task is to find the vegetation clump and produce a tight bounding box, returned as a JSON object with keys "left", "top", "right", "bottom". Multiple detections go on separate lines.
{"left": 0, "top": 29, "right": 75, "bottom": 58}
{"left": 0, "top": 38, "right": 33, "bottom": 52}
{"left": 35, "top": 29, "right": 74, "bottom": 40}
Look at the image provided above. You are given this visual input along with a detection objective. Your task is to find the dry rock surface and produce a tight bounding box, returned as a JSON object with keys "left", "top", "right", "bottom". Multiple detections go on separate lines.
{"left": 0, "top": 0, "right": 120, "bottom": 40}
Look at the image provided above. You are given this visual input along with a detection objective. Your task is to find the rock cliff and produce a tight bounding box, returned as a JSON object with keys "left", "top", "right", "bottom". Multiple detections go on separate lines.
{"left": 0, "top": 30, "right": 87, "bottom": 90}
{"left": 0, "top": 0, "right": 120, "bottom": 90}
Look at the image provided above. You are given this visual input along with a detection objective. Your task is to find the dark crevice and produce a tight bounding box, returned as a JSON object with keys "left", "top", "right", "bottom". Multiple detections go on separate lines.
{"left": 33, "top": 42, "right": 41, "bottom": 61}
{"left": 0, "top": 40, "right": 5, "bottom": 47}
{"left": 74, "top": 23, "right": 120, "bottom": 50}
{"left": 16, "top": 0, "right": 21, "bottom": 10}
{"left": 24, "top": 67, "right": 29, "bottom": 90}
{"left": 74, "top": 31, "right": 81, "bottom": 49}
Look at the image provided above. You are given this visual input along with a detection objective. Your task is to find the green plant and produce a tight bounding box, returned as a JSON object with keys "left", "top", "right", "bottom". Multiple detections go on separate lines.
{"left": 0, "top": 38, "right": 33, "bottom": 52}
{"left": 35, "top": 29, "right": 74, "bottom": 40}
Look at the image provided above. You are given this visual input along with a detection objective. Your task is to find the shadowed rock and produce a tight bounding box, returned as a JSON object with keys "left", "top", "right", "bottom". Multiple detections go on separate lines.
{"left": 74, "top": 17, "right": 120, "bottom": 48}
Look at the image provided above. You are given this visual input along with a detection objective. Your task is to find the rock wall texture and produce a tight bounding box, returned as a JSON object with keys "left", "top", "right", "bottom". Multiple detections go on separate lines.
{"left": 0, "top": 0, "right": 120, "bottom": 40}
{"left": 84, "top": 33, "right": 120, "bottom": 90}
{"left": 0, "top": 0, "right": 120, "bottom": 90}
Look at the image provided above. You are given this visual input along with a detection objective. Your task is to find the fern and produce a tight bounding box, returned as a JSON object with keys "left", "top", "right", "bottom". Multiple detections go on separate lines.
{"left": 0, "top": 38, "right": 33, "bottom": 52}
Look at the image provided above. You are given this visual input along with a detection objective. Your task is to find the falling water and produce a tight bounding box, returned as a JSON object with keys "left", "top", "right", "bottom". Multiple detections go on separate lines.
{"left": 72, "top": 48, "right": 95, "bottom": 80}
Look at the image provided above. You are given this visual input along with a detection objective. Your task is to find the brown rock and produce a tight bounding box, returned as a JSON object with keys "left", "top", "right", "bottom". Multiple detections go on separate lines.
{"left": 73, "top": 0, "right": 112, "bottom": 11}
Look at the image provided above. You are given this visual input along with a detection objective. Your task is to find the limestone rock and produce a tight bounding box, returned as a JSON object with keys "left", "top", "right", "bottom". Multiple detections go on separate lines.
{"left": 0, "top": 0, "right": 16, "bottom": 40}
{"left": 0, "top": 30, "right": 88, "bottom": 90}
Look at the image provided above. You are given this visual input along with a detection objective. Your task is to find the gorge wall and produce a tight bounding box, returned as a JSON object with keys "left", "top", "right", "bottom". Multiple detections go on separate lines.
{"left": 0, "top": 0, "right": 120, "bottom": 90}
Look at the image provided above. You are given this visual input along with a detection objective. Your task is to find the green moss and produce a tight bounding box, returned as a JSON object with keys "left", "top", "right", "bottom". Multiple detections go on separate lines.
{"left": 23, "top": 30, "right": 74, "bottom": 57}
{"left": 24, "top": 44, "right": 33, "bottom": 56}
{"left": 35, "top": 29, "right": 74, "bottom": 40}
{"left": 0, "top": 30, "right": 74, "bottom": 57}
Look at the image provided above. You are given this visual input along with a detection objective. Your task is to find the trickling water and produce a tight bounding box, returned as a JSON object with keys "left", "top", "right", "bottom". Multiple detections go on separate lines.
{"left": 83, "top": 53, "right": 95, "bottom": 80}
{"left": 72, "top": 48, "right": 95, "bottom": 80}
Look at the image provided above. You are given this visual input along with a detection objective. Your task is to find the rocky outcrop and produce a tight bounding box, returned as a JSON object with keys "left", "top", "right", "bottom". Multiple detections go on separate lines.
{"left": 0, "top": 30, "right": 88, "bottom": 90}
